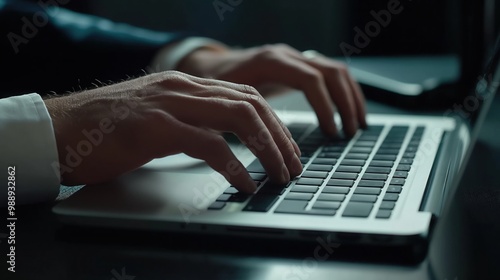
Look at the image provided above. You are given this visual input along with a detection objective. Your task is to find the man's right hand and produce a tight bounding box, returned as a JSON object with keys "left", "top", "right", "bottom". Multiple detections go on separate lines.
{"left": 43, "top": 71, "right": 302, "bottom": 193}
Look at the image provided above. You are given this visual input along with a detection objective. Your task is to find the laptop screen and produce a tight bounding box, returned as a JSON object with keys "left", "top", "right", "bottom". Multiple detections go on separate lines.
{"left": 442, "top": 32, "right": 500, "bottom": 211}
{"left": 461, "top": 33, "right": 500, "bottom": 145}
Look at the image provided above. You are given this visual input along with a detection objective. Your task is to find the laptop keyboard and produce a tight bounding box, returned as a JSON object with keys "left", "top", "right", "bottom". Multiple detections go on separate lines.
{"left": 209, "top": 124, "right": 425, "bottom": 219}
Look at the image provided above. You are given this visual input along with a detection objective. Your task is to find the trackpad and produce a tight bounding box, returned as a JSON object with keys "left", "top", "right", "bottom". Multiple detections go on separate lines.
{"left": 142, "top": 154, "right": 211, "bottom": 174}
{"left": 140, "top": 142, "right": 253, "bottom": 174}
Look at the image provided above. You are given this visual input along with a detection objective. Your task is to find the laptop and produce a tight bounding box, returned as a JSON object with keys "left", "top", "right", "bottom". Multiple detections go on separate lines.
{"left": 52, "top": 35, "right": 500, "bottom": 258}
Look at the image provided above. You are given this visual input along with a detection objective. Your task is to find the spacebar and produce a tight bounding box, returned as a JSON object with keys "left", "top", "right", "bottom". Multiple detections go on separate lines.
{"left": 243, "top": 194, "right": 279, "bottom": 212}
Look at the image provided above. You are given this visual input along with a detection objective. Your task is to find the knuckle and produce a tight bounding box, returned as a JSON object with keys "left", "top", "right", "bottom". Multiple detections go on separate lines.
{"left": 245, "top": 93, "right": 266, "bottom": 109}
{"left": 241, "top": 84, "right": 260, "bottom": 96}
{"left": 274, "top": 43, "right": 292, "bottom": 50}
{"left": 158, "top": 70, "right": 192, "bottom": 85}
{"left": 233, "top": 100, "right": 257, "bottom": 119}
{"left": 303, "top": 69, "right": 324, "bottom": 84}
{"left": 256, "top": 46, "right": 280, "bottom": 61}
{"left": 330, "top": 62, "right": 348, "bottom": 75}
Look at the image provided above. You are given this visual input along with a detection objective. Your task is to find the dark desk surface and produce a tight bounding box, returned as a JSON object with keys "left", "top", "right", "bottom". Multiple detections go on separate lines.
{"left": 4, "top": 92, "right": 500, "bottom": 280}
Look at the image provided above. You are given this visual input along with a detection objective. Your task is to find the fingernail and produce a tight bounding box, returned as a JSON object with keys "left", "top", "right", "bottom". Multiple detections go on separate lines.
{"left": 281, "top": 163, "right": 290, "bottom": 183}
{"left": 291, "top": 154, "right": 303, "bottom": 177}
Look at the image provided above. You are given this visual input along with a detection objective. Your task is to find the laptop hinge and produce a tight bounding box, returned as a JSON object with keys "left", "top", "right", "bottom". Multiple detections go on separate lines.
{"left": 419, "top": 131, "right": 456, "bottom": 216}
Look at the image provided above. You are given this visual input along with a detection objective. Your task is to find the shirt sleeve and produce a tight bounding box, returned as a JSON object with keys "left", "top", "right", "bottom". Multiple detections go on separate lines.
{"left": 150, "top": 37, "right": 228, "bottom": 72}
{"left": 0, "top": 93, "right": 60, "bottom": 206}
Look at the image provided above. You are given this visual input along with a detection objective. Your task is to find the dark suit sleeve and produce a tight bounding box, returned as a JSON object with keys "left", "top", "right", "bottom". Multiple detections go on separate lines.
{"left": 0, "top": 0, "right": 189, "bottom": 97}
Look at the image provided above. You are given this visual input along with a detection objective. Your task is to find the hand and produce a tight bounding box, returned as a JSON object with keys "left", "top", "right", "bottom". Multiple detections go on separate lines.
{"left": 177, "top": 44, "right": 367, "bottom": 137}
{"left": 44, "top": 71, "right": 302, "bottom": 192}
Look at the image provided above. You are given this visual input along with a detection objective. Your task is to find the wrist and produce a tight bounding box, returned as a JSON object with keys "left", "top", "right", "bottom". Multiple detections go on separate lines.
{"left": 176, "top": 47, "right": 228, "bottom": 77}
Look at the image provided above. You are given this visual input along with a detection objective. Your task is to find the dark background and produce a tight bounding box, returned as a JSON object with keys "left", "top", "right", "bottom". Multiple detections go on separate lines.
{"left": 59, "top": 0, "right": 460, "bottom": 57}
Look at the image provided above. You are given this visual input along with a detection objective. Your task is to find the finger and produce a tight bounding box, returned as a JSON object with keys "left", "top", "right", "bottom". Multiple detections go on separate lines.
{"left": 160, "top": 72, "right": 301, "bottom": 156}
{"left": 299, "top": 59, "right": 359, "bottom": 136}
{"left": 344, "top": 69, "right": 368, "bottom": 128}
{"left": 156, "top": 111, "right": 257, "bottom": 193}
{"left": 256, "top": 54, "right": 338, "bottom": 137}
{"left": 277, "top": 44, "right": 366, "bottom": 136}
{"left": 161, "top": 93, "right": 294, "bottom": 183}
{"left": 192, "top": 82, "right": 302, "bottom": 158}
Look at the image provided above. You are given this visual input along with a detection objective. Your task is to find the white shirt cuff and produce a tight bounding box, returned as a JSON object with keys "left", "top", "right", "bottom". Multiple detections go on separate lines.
{"left": 0, "top": 93, "right": 60, "bottom": 206}
{"left": 150, "top": 37, "right": 227, "bottom": 72}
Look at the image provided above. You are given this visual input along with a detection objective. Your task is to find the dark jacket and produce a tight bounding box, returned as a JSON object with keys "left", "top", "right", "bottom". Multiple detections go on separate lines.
{"left": 0, "top": 0, "right": 187, "bottom": 97}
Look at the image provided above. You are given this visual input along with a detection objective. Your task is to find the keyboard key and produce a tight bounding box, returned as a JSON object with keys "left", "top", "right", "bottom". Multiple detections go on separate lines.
{"left": 396, "top": 164, "right": 411, "bottom": 171}
{"left": 300, "top": 157, "right": 311, "bottom": 164}
{"left": 305, "top": 209, "right": 337, "bottom": 216}
{"left": 376, "top": 210, "right": 392, "bottom": 219}
{"left": 275, "top": 200, "right": 308, "bottom": 213}
{"left": 376, "top": 149, "right": 400, "bottom": 155}
{"left": 370, "top": 160, "right": 394, "bottom": 167}
{"left": 405, "top": 146, "right": 418, "bottom": 152}
{"left": 379, "top": 201, "right": 396, "bottom": 210}
{"left": 285, "top": 193, "right": 314, "bottom": 201}
{"left": 208, "top": 201, "right": 226, "bottom": 210}
{"left": 349, "top": 147, "right": 372, "bottom": 153}
{"left": 291, "top": 185, "right": 320, "bottom": 193}
{"left": 257, "top": 181, "right": 288, "bottom": 195}
{"left": 296, "top": 178, "right": 323, "bottom": 186}
{"left": 386, "top": 186, "right": 402, "bottom": 193}
{"left": 341, "top": 159, "right": 366, "bottom": 166}
{"left": 336, "top": 165, "right": 362, "bottom": 173}
{"left": 228, "top": 192, "right": 251, "bottom": 202}
{"left": 366, "top": 166, "right": 392, "bottom": 174}
{"left": 216, "top": 194, "right": 231, "bottom": 201}
{"left": 357, "top": 135, "right": 379, "bottom": 141}
{"left": 322, "top": 186, "right": 350, "bottom": 194}
{"left": 357, "top": 180, "right": 385, "bottom": 188}
{"left": 354, "top": 187, "right": 381, "bottom": 195}
{"left": 327, "top": 179, "right": 355, "bottom": 187}
{"left": 247, "top": 159, "right": 265, "bottom": 173}
{"left": 373, "top": 154, "right": 397, "bottom": 161}
{"left": 379, "top": 143, "right": 402, "bottom": 149}
{"left": 317, "top": 193, "right": 346, "bottom": 202}
{"left": 313, "top": 201, "right": 342, "bottom": 210}
{"left": 249, "top": 173, "right": 267, "bottom": 181}
{"left": 390, "top": 178, "right": 406, "bottom": 185}
{"left": 302, "top": 171, "right": 329, "bottom": 178}
{"left": 322, "top": 146, "right": 345, "bottom": 152}
{"left": 224, "top": 187, "right": 239, "bottom": 194}
{"left": 399, "top": 158, "right": 413, "bottom": 165}
{"left": 331, "top": 172, "right": 358, "bottom": 180}
{"left": 344, "top": 153, "right": 369, "bottom": 160}
{"left": 354, "top": 141, "right": 376, "bottom": 147}
{"left": 362, "top": 173, "right": 388, "bottom": 181}
{"left": 243, "top": 194, "right": 279, "bottom": 212}
{"left": 350, "top": 194, "right": 378, "bottom": 203}
{"left": 311, "top": 158, "right": 337, "bottom": 165}
{"left": 317, "top": 152, "right": 342, "bottom": 158}
{"left": 393, "top": 171, "right": 408, "bottom": 178}
{"left": 403, "top": 152, "right": 416, "bottom": 158}
{"left": 391, "top": 125, "right": 409, "bottom": 130}
{"left": 307, "top": 164, "right": 333, "bottom": 172}
{"left": 383, "top": 193, "right": 399, "bottom": 201}
{"left": 342, "top": 202, "right": 374, "bottom": 217}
